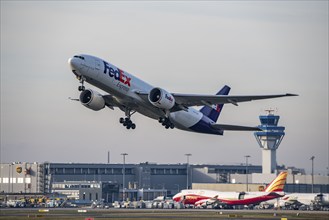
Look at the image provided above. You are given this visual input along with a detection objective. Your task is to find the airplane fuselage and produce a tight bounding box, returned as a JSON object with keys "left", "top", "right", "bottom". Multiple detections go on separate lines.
{"left": 173, "top": 189, "right": 283, "bottom": 206}
{"left": 69, "top": 54, "right": 222, "bottom": 134}
{"left": 68, "top": 54, "right": 296, "bottom": 134}
{"left": 173, "top": 172, "right": 288, "bottom": 207}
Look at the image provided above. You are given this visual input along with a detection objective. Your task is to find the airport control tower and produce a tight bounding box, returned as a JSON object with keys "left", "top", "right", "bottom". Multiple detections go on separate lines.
{"left": 254, "top": 110, "right": 285, "bottom": 174}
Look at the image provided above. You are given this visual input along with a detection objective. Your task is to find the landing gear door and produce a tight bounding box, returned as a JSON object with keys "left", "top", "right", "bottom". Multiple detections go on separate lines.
{"left": 89, "top": 58, "right": 101, "bottom": 79}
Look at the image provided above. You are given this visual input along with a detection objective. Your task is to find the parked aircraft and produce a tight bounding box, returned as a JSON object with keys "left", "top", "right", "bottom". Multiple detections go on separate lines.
{"left": 261, "top": 193, "right": 329, "bottom": 210}
{"left": 68, "top": 54, "right": 297, "bottom": 135}
{"left": 172, "top": 171, "right": 288, "bottom": 207}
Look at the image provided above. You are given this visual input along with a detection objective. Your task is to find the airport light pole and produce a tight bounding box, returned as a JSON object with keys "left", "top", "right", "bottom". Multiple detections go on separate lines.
{"left": 8, "top": 164, "right": 11, "bottom": 193}
{"left": 185, "top": 153, "right": 192, "bottom": 189}
{"left": 245, "top": 155, "right": 251, "bottom": 192}
{"left": 310, "top": 156, "right": 315, "bottom": 193}
{"left": 121, "top": 153, "right": 128, "bottom": 201}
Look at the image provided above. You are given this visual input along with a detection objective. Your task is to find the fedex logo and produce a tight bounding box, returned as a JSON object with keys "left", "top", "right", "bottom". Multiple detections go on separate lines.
{"left": 103, "top": 61, "right": 131, "bottom": 87}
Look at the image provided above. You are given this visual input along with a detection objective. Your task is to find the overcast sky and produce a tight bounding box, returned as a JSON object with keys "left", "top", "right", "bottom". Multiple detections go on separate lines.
{"left": 1, "top": 1, "right": 328, "bottom": 175}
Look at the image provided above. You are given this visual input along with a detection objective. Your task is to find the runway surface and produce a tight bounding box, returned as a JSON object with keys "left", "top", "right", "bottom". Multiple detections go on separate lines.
{"left": 0, "top": 208, "right": 328, "bottom": 220}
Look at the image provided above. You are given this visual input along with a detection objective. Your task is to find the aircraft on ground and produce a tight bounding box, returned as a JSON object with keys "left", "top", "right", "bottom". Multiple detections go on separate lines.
{"left": 68, "top": 54, "right": 297, "bottom": 135}
{"left": 172, "top": 171, "right": 288, "bottom": 208}
{"left": 261, "top": 193, "right": 329, "bottom": 210}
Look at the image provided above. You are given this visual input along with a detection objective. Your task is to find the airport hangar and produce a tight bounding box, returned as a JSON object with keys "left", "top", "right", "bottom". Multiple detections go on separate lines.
{"left": 1, "top": 161, "right": 328, "bottom": 203}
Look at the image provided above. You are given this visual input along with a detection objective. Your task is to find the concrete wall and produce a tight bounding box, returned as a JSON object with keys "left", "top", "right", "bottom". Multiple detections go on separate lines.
{"left": 0, "top": 163, "right": 44, "bottom": 193}
{"left": 192, "top": 183, "right": 265, "bottom": 192}
{"left": 230, "top": 173, "right": 329, "bottom": 185}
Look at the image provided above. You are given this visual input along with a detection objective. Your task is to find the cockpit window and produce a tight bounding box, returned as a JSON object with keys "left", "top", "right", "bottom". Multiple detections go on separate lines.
{"left": 74, "top": 55, "right": 85, "bottom": 60}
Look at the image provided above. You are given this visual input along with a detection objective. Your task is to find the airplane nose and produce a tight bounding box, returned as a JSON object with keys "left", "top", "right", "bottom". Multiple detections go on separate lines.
{"left": 68, "top": 57, "right": 82, "bottom": 77}
{"left": 68, "top": 57, "right": 77, "bottom": 69}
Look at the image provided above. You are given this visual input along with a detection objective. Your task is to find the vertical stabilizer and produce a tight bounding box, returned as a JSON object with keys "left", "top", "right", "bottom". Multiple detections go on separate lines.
{"left": 264, "top": 171, "right": 288, "bottom": 192}
{"left": 200, "top": 85, "right": 230, "bottom": 122}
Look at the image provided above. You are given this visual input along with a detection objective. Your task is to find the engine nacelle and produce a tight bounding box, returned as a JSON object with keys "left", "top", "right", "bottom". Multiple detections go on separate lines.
{"left": 79, "top": 89, "right": 105, "bottom": 111}
{"left": 148, "top": 87, "right": 175, "bottom": 110}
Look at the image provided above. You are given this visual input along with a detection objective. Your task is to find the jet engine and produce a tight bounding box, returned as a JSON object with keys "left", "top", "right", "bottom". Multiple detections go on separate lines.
{"left": 148, "top": 87, "right": 175, "bottom": 110}
{"left": 79, "top": 89, "right": 105, "bottom": 111}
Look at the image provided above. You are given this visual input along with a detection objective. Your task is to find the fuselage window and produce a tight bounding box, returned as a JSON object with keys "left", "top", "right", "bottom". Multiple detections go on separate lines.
{"left": 74, "top": 55, "right": 85, "bottom": 60}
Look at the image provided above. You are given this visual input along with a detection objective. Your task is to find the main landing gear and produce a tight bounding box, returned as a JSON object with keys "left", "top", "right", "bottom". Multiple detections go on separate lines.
{"left": 120, "top": 109, "right": 136, "bottom": 129}
{"left": 158, "top": 117, "right": 175, "bottom": 129}
{"left": 119, "top": 117, "right": 136, "bottom": 129}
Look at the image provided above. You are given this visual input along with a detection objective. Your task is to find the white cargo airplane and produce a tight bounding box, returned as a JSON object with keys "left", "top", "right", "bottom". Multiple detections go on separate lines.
{"left": 68, "top": 54, "right": 297, "bottom": 135}
{"left": 262, "top": 193, "right": 329, "bottom": 210}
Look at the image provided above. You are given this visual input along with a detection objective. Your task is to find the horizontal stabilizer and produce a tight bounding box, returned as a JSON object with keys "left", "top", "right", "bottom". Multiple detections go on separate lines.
{"left": 211, "top": 124, "right": 262, "bottom": 131}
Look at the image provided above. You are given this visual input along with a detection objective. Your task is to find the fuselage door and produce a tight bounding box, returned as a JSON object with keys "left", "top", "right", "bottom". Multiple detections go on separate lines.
{"left": 95, "top": 58, "right": 101, "bottom": 71}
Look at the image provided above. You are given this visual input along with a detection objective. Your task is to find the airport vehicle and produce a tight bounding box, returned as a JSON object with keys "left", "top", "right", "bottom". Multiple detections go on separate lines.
{"left": 68, "top": 54, "right": 297, "bottom": 135}
{"left": 6, "top": 200, "right": 26, "bottom": 208}
{"left": 173, "top": 171, "right": 288, "bottom": 208}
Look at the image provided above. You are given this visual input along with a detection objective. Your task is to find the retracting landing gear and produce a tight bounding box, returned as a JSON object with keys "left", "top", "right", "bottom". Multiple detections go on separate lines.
{"left": 119, "top": 117, "right": 136, "bottom": 129}
{"left": 119, "top": 109, "right": 136, "bottom": 129}
{"left": 77, "top": 76, "right": 85, "bottom": 91}
{"left": 158, "top": 117, "right": 175, "bottom": 129}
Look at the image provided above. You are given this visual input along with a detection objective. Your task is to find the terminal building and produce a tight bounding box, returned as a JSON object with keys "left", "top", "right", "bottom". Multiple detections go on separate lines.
{"left": 1, "top": 162, "right": 328, "bottom": 203}
{"left": 1, "top": 111, "right": 328, "bottom": 202}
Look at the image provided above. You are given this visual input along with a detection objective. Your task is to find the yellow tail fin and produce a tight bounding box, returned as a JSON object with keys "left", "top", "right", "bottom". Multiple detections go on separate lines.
{"left": 264, "top": 171, "right": 288, "bottom": 192}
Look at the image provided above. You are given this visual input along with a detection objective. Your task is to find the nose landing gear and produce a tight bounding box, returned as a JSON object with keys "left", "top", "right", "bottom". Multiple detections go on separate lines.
{"left": 77, "top": 76, "right": 85, "bottom": 91}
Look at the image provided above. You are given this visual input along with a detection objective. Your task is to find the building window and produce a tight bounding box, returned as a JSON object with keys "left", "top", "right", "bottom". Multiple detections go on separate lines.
{"left": 2, "top": 178, "right": 9, "bottom": 183}
{"left": 91, "top": 184, "right": 99, "bottom": 188}
{"left": 113, "top": 168, "right": 121, "bottom": 174}
{"left": 65, "top": 168, "right": 74, "bottom": 174}
{"left": 156, "top": 169, "right": 164, "bottom": 174}
{"left": 89, "top": 193, "right": 92, "bottom": 201}
{"left": 99, "top": 168, "right": 106, "bottom": 174}
{"left": 125, "top": 168, "right": 133, "bottom": 174}
{"left": 83, "top": 193, "right": 86, "bottom": 200}
{"left": 25, "top": 178, "right": 31, "bottom": 184}
{"left": 96, "top": 193, "right": 98, "bottom": 201}
{"left": 10, "top": 178, "right": 16, "bottom": 183}
{"left": 89, "top": 168, "right": 97, "bottom": 174}
{"left": 55, "top": 168, "right": 64, "bottom": 174}
{"left": 17, "top": 178, "right": 24, "bottom": 183}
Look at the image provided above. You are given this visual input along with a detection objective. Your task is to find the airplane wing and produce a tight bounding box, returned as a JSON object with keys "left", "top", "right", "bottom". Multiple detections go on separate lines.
{"left": 103, "top": 94, "right": 119, "bottom": 110}
{"left": 171, "top": 93, "right": 298, "bottom": 107}
{"left": 195, "top": 195, "right": 220, "bottom": 207}
{"left": 211, "top": 124, "right": 262, "bottom": 131}
{"left": 135, "top": 91, "right": 297, "bottom": 109}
